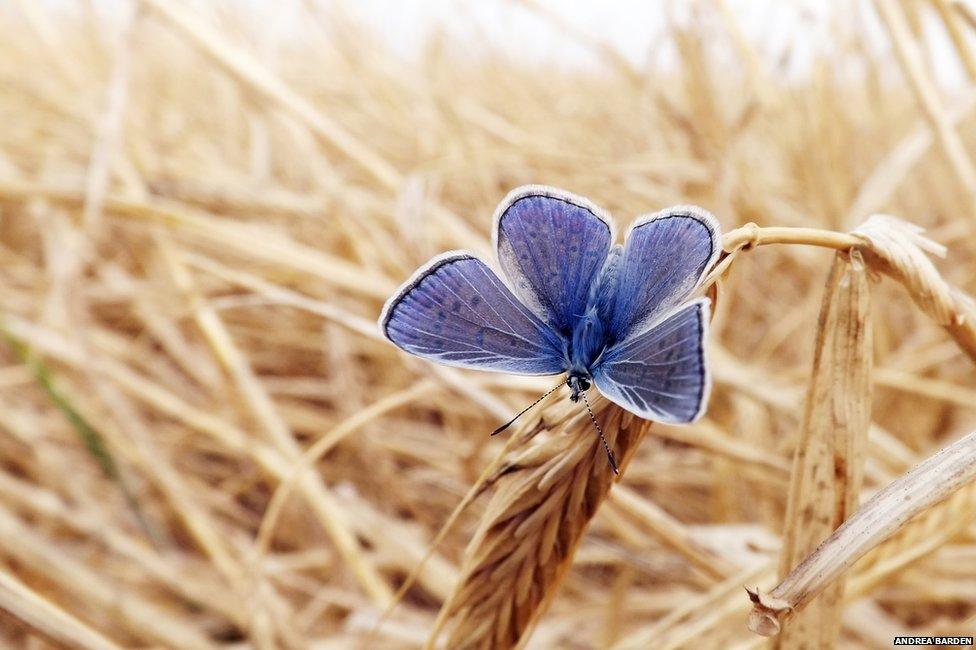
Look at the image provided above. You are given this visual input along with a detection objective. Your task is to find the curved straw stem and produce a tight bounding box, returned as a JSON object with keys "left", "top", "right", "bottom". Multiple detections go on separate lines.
{"left": 722, "top": 224, "right": 861, "bottom": 252}
{"left": 721, "top": 217, "right": 976, "bottom": 360}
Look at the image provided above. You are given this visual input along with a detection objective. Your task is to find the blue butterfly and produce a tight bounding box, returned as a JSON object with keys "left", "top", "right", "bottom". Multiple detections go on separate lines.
{"left": 379, "top": 186, "right": 719, "bottom": 471}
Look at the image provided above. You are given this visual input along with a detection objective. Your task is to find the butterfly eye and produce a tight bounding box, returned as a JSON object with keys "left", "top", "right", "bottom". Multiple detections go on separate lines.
{"left": 578, "top": 377, "right": 591, "bottom": 392}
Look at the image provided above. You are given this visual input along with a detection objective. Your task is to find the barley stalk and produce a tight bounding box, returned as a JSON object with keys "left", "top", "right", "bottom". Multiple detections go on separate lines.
{"left": 428, "top": 390, "right": 649, "bottom": 650}
{"left": 774, "top": 250, "right": 872, "bottom": 648}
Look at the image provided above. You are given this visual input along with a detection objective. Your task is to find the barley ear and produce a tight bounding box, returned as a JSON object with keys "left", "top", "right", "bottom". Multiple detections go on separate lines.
{"left": 428, "top": 392, "right": 650, "bottom": 650}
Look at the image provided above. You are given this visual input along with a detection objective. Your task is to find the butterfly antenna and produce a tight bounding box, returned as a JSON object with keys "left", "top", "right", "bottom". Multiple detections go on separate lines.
{"left": 580, "top": 392, "right": 619, "bottom": 475}
{"left": 491, "top": 383, "right": 562, "bottom": 436}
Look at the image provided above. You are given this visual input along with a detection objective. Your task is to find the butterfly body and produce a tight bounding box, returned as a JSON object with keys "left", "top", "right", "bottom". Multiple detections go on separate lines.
{"left": 567, "top": 305, "right": 607, "bottom": 375}
{"left": 380, "top": 185, "right": 720, "bottom": 424}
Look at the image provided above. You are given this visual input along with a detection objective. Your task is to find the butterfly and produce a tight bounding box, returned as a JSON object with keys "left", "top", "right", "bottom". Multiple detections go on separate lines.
{"left": 379, "top": 186, "right": 719, "bottom": 472}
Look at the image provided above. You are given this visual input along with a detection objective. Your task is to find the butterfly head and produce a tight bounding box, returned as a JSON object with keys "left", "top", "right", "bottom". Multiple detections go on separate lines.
{"left": 567, "top": 373, "right": 591, "bottom": 403}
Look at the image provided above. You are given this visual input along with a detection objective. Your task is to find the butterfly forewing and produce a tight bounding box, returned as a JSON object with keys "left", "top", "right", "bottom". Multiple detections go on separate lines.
{"left": 494, "top": 187, "right": 613, "bottom": 335}
{"left": 602, "top": 207, "right": 719, "bottom": 341}
{"left": 380, "top": 253, "right": 565, "bottom": 374}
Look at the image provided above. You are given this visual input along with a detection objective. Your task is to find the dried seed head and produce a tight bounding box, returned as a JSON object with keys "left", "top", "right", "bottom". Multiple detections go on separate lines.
{"left": 430, "top": 394, "right": 651, "bottom": 649}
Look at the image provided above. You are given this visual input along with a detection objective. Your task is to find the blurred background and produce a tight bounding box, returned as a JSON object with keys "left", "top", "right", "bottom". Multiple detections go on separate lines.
{"left": 1, "top": 0, "right": 976, "bottom": 648}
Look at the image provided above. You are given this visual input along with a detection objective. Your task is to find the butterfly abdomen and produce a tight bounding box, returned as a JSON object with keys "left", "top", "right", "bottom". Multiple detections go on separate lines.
{"left": 591, "top": 245, "right": 622, "bottom": 320}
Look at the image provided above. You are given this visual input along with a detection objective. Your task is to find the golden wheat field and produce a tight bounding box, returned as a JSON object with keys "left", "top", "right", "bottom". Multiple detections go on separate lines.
{"left": 3, "top": 1, "right": 976, "bottom": 648}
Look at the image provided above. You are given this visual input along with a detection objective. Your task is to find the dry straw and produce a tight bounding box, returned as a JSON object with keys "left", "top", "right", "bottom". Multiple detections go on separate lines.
{"left": 2, "top": 1, "right": 976, "bottom": 649}
{"left": 749, "top": 427, "right": 976, "bottom": 637}
{"left": 770, "top": 250, "right": 872, "bottom": 648}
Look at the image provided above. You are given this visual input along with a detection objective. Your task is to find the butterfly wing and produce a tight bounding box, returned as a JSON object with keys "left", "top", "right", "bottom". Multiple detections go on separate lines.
{"left": 593, "top": 299, "right": 710, "bottom": 423}
{"left": 380, "top": 252, "right": 565, "bottom": 374}
{"left": 493, "top": 186, "right": 614, "bottom": 336}
{"left": 602, "top": 206, "right": 719, "bottom": 341}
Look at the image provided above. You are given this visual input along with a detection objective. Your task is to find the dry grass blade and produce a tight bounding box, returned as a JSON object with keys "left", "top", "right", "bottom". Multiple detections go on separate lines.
{"left": 774, "top": 251, "right": 872, "bottom": 648}
{"left": 933, "top": 0, "right": 976, "bottom": 82}
{"left": 0, "top": 505, "right": 217, "bottom": 649}
{"left": 429, "top": 393, "right": 648, "bottom": 649}
{"left": 610, "top": 484, "right": 738, "bottom": 581}
{"left": 137, "top": 0, "right": 487, "bottom": 249}
{"left": 749, "top": 428, "right": 976, "bottom": 636}
{"left": 612, "top": 562, "right": 774, "bottom": 650}
{"left": 0, "top": 566, "right": 121, "bottom": 650}
{"left": 873, "top": 0, "right": 976, "bottom": 199}
{"left": 137, "top": 0, "right": 401, "bottom": 189}
{"left": 846, "top": 479, "right": 976, "bottom": 598}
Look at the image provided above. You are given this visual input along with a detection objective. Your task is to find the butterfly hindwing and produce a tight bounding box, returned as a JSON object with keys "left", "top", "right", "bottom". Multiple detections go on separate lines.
{"left": 593, "top": 299, "right": 710, "bottom": 423}
{"left": 603, "top": 206, "right": 719, "bottom": 340}
{"left": 494, "top": 186, "right": 614, "bottom": 336}
{"left": 380, "top": 252, "right": 565, "bottom": 375}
